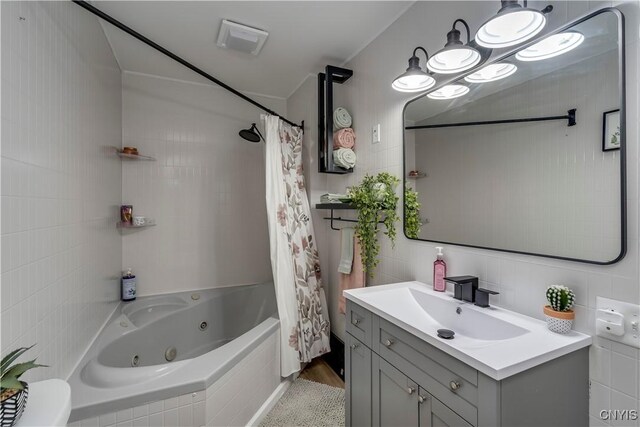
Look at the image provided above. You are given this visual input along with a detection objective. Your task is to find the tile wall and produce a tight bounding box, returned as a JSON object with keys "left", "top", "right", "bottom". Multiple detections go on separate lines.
{"left": 121, "top": 72, "right": 285, "bottom": 296}
{"left": 287, "top": 1, "right": 640, "bottom": 425}
{"left": 1, "top": 1, "right": 122, "bottom": 381}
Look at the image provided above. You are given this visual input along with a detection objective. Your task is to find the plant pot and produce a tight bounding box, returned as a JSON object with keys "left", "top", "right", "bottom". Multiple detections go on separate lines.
{"left": 0, "top": 383, "right": 29, "bottom": 427}
{"left": 544, "top": 305, "right": 575, "bottom": 334}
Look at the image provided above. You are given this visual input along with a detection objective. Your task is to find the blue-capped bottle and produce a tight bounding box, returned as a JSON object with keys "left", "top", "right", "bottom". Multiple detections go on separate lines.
{"left": 121, "top": 268, "right": 137, "bottom": 301}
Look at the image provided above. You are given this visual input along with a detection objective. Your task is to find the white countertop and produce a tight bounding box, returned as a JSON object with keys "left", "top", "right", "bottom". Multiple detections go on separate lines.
{"left": 16, "top": 379, "right": 71, "bottom": 427}
{"left": 344, "top": 281, "right": 592, "bottom": 380}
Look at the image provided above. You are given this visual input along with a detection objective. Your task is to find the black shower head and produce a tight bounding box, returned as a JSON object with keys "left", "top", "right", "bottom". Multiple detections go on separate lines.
{"left": 239, "top": 123, "right": 263, "bottom": 143}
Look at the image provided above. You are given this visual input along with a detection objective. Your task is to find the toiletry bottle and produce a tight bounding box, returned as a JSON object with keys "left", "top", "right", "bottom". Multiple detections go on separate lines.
{"left": 121, "top": 268, "right": 137, "bottom": 301}
{"left": 433, "top": 247, "right": 447, "bottom": 292}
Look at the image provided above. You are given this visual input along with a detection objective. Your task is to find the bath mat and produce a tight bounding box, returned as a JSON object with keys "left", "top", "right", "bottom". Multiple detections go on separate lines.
{"left": 259, "top": 378, "right": 345, "bottom": 427}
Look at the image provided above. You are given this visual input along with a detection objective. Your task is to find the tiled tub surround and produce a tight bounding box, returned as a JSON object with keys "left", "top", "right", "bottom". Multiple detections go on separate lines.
{"left": 1, "top": 1, "right": 123, "bottom": 381}
{"left": 68, "top": 283, "right": 280, "bottom": 424}
{"left": 286, "top": 1, "right": 640, "bottom": 426}
{"left": 121, "top": 72, "right": 285, "bottom": 296}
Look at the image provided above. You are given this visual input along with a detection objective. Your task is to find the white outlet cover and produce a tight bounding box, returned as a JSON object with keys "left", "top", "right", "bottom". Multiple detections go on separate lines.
{"left": 596, "top": 296, "right": 640, "bottom": 348}
{"left": 372, "top": 124, "right": 381, "bottom": 144}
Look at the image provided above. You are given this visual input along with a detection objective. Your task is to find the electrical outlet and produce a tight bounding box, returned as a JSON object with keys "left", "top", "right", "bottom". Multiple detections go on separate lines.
{"left": 372, "top": 124, "right": 381, "bottom": 144}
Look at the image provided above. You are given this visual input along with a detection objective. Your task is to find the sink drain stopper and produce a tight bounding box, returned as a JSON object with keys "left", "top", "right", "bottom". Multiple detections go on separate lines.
{"left": 131, "top": 355, "right": 140, "bottom": 367}
{"left": 437, "top": 329, "right": 455, "bottom": 339}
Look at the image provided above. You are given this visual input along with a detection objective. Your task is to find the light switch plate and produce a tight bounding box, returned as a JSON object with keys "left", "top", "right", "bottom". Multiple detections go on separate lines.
{"left": 372, "top": 124, "right": 380, "bottom": 144}
{"left": 596, "top": 296, "right": 640, "bottom": 348}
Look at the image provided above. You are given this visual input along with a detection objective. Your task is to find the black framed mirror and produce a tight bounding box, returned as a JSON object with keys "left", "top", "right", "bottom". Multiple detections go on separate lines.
{"left": 403, "top": 8, "right": 626, "bottom": 265}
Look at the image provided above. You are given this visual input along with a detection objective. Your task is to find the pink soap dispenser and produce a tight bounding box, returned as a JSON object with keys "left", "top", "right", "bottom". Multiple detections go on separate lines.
{"left": 433, "top": 247, "right": 447, "bottom": 292}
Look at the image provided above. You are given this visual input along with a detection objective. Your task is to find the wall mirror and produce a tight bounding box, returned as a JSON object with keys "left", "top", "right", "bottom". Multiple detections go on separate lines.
{"left": 403, "top": 8, "right": 625, "bottom": 264}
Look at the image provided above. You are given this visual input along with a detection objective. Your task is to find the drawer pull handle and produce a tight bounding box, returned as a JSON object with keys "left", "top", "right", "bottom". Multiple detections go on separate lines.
{"left": 350, "top": 344, "right": 358, "bottom": 350}
{"left": 449, "top": 380, "right": 462, "bottom": 391}
{"left": 383, "top": 339, "right": 394, "bottom": 347}
{"left": 407, "top": 387, "right": 415, "bottom": 395}
{"left": 418, "top": 395, "right": 427, "bottom": 404}
{"left": 352, "top": 318, "right": 361, "bottom": 325}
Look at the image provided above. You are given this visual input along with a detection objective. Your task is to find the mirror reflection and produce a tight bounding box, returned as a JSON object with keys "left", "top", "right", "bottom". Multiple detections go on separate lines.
{"left": 404, "top": 10, "right": 624, "bottom": 263}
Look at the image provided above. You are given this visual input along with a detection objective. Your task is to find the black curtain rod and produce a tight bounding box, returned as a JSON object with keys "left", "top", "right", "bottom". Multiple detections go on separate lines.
{"left": 406, "top": 108, "right": 577, "bottom": 130}
{"left": 73, "top": 0, "right": 303, "bottom": 129}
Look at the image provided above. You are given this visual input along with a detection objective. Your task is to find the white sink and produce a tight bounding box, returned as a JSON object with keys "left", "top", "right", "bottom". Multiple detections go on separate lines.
{"left": 408, "top": 288, "right": 528, "bottom": 341}
{"left": 344, "top": 281, "right": 591, "bottom": 380}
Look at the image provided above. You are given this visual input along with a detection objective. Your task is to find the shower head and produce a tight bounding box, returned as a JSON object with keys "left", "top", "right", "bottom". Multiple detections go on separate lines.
{"left": 239, "top": 123, "right": 264, "bottom": 143}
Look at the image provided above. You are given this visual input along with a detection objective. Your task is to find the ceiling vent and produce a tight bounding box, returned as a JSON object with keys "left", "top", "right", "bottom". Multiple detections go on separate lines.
{"left": 216, "top": 19, "right": 268, "bottom": 56}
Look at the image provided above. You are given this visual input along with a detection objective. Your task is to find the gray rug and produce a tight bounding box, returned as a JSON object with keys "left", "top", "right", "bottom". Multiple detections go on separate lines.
{"left": 260, "top": 378, "right": 345, "bottom": 427}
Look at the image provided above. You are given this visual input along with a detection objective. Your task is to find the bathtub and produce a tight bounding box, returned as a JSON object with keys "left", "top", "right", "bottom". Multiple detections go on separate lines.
{"left": 68, "top": 283, "right": 280, "bottom": 424}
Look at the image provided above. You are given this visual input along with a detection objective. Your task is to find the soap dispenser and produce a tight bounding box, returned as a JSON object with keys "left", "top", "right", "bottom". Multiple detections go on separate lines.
{"left": 433, "top": 247, "right": 447, "bottom": 292}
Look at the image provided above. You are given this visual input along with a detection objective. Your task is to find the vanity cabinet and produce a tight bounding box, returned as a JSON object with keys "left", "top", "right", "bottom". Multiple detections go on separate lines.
{"left": 345, "top": 300, "right": 589, "bottom": 427}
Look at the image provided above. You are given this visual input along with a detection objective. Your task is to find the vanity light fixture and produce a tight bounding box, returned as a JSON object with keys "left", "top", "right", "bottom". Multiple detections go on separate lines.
{"left": 464, "top": 63, "right": 517, "bottom": 83}
{"left": 475, "top": 1, "right": 553, "bottom": 49}
{"left": 515, "top": 31, "right": 585, "bottom": 61}
{"left": 427, "top": 84, "right": 470, "bottom": 100}
{"left": 427, "top": 19, "right": 481, "bottom": 75}
{"left": 392, "top": 47, "right": 436, "bottom": 93}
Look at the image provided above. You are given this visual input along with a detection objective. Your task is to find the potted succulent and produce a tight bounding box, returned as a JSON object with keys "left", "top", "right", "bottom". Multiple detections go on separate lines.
{"left": 1, "top": 345, "right": 47, "bottom": 427}
{"left": 544, "top": 285, "right": 576, "bottom": 334}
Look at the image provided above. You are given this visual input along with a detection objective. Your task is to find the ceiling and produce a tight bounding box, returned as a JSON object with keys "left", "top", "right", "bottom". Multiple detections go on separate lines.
{"left": 94, "top": 1, "right": 413, "bottom": 99}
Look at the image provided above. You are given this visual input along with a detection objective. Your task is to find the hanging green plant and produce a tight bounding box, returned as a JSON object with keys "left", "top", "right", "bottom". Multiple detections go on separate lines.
{"left": 348, "top": 172, "right": 400, "bottom": 274}
{"left": 404, "top": 184, "right": 422, "bottom": 239}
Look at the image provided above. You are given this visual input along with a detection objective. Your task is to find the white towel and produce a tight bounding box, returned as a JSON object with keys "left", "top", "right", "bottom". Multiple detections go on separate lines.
{"left": 333, "top": 107, "right": 352, "bottom": 130}
{"left": 338, "top": 228, "right": 355, "bottom": 274}
{"left": 333, "top": 148, "right": 356, "bottom": 169}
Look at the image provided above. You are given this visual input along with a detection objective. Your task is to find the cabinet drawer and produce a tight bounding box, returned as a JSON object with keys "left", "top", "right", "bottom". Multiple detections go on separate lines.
{"left": 376, "top": 318, "right": 478, "bottom": 426}
{"left": 346, "top": 300, "right": 372, "bottom": 348}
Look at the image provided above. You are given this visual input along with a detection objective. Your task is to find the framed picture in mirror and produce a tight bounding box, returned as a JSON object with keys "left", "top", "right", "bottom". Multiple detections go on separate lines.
{"left": 603, "top": 109, "right": 621, "bottom": 151}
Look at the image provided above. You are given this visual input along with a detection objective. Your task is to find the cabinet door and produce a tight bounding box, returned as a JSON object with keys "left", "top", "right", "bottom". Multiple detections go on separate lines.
{"left": 346, "top": 333, "right": 372, "bottom": 427}
{"left": 419, "top": 389, "right": 473, "bottom": 427}
{"left": 372, "top": 355, "right": 419, "bottom": 427}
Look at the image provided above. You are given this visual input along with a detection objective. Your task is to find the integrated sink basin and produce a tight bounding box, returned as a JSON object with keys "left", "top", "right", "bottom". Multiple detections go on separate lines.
{"left": 344, "top": 281, "right": 591, "bottom": 380}
{"left": 408, "top": 288, "right": 528, "bottom": 341}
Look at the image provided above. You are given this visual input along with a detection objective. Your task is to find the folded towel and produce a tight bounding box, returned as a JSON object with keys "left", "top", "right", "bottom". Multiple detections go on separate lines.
{"left": 339, "top": 237, "right": 366, "bottom": 314}
{"left": 333, "top": 128, "right": 356, "bottom": 149}
{"left": 338, "top": 228, "right": 355, "bottom": 274}
{"left": 333, "top": 148, "right": 356, "bottom": 169}
{"left": 333, "top": 107, "right": 352, "bottom": 130}
{"left": 320, "top": 193, "right": 351, "bottom": 203}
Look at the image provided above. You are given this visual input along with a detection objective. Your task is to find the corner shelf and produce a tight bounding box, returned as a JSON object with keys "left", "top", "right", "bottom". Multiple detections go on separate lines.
{"left": 318, "top": 65, "right": 354, "bottom": 174}
{"left": 117, "top": 151, "right": 156, "bottom": 161}
{"left": 116, "top": 221, "right": 156, "bottom": 230}
{"left": 407, "top": 172, "right": 427, "bottom": 179}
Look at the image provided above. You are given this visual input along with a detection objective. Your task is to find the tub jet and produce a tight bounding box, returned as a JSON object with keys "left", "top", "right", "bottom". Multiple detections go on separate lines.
{"left": 165, "top": 347, "right": 177, "bottom": 362}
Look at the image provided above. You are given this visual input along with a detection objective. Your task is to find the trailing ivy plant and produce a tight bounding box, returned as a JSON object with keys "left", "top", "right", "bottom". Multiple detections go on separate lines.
{"left": 348, "top": 172, "right": 400, "bottom": 275}
{"left": 404, "top": 184, "right": 421, "bottom": 239}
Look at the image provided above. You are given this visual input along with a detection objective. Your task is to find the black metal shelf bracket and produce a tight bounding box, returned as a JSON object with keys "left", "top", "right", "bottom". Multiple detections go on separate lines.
{"left": 319, "top": 207, "right": 384, "bottom": 231}
{"left": 405, "top": 108, "right": 577, "bottom": 130}
{"left": 318, "top": 65, "right": 354, "bottom": 174}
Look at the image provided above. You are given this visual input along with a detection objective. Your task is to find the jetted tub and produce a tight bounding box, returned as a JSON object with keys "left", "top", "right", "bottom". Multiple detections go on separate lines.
{"left": 68, "top": 283, "right": 279, "bottom": 422}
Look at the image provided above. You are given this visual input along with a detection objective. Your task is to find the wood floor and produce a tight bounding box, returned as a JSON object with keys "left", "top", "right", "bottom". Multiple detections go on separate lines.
{"left": 299, "top": 358, "right": 345, "bottom": 389}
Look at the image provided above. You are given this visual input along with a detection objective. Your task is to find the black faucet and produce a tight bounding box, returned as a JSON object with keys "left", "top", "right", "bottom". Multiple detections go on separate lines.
{"left": 444, "top": 276, "right": 478, "bottom": 303}
{"left": 444, "top": 275, "right": 500, "bottom": 307}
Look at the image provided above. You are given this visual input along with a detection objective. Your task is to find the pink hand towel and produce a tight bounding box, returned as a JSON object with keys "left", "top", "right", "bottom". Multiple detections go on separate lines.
{"left": 339, "top": 236, "right": 366, "bottom": 314}
{"left": 333, "top": 128, "right": 356, "bottom": 150}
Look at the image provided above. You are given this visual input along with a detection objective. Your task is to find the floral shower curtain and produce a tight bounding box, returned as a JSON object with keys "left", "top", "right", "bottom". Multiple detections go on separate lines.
{"left": 264, "top": 115, "right": 331, "bottom": 377}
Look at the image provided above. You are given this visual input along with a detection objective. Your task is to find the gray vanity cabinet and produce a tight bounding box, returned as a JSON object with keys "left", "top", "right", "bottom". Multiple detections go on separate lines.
{"left": 372, "top": 356, "right": 419, "bottom": 427}
{"left": 345, "top": 300, "right": 589, "bottom": 427}
{"left": 345, "top": 333, "right": 372, "bottom": 427}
